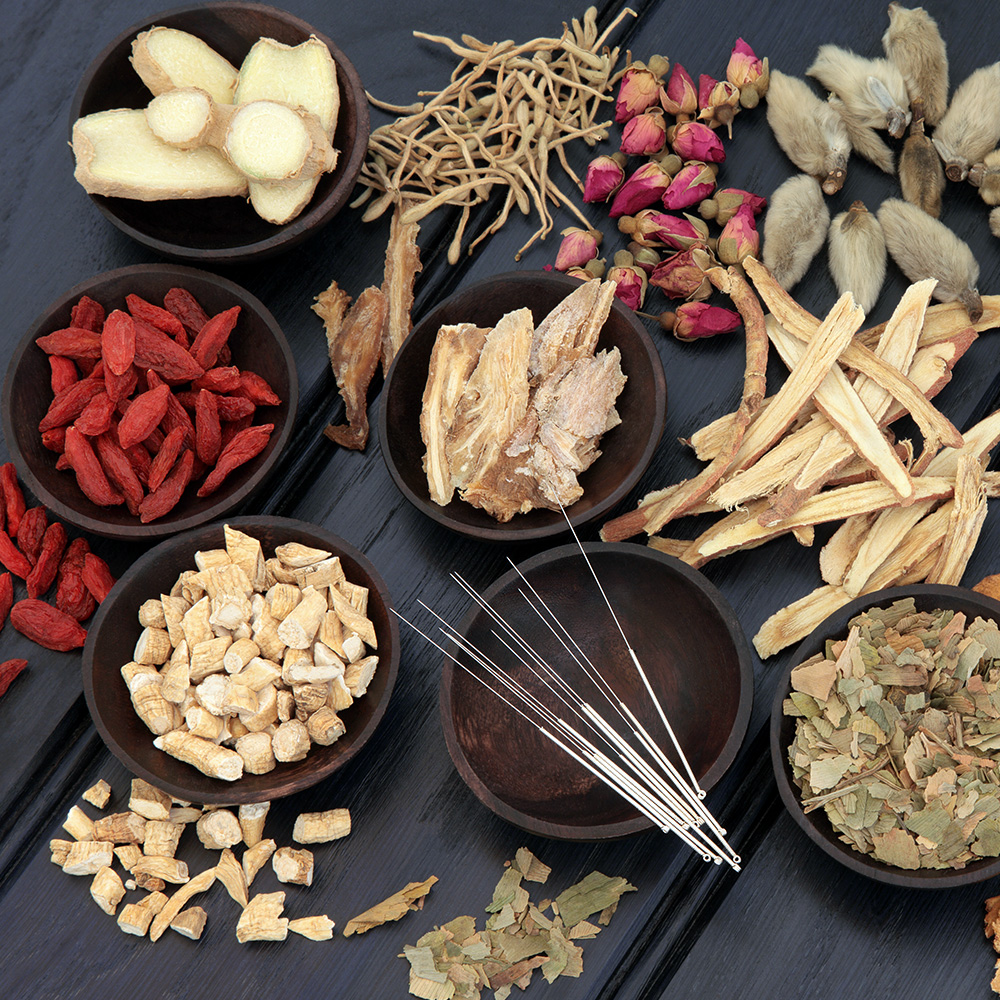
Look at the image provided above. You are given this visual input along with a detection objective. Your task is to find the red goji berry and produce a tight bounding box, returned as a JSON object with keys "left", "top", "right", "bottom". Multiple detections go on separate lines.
{"left": 192, "top": 366, "right": 241, "bottom": 394}
{"left": 117, "top": 383, "right": 170, "bottom": 450}
{"left": 35, "top": 328, "right": 103, "bottom": 360}
{"left": 147, "top": 426, "right": 186, "bottom": 492}
{"left": 26, "top": 522, "right": 67, "bottom": 599}
{"left": 0, "top": 464, "right": 26, "bottom": 537}
{"left": 195, "top": 389, "right": 222, "bottom": 465}
{"left": 63, "top": 426, "right": 124, "bottom": 507}
{"left": 220, "top": 414, "right": 253, "bottom": 449}
{"left": 74, "top": 391, "right": 116, "bottom": 437}
{"left": 55, "top": 538, "right": 96, "bottom": 621}
{"left": 38, "top": 377, "right": 105, "bottom": 433}
{"left": 41, "top": 428, "right": 67, "bottom": 453}
{"left": 164, "top": 286, "right": 209, "bottom": 337}
{"left": 0, "top": 658, "right": 28, "bottom": 698}
{"left": 100, "top": 309, "right": 136, "bottom": 376}
{"left": 0, "top": 572, "right": 13, "bottom": 628}
{"left": 16, "top": 507, "right": 47, "bottom": 565}
{"left": 70, "top": 295, "right": 105, "bottom": 333}
{"left": 216, "top": 395, "right": 256, "bottom": 422}
{"left": 126, "top": 293, "right": 187, "bottom": 340}
{"left": 132, "top": 317, "right": 204, "bottom": 382}
{"left": 197, "top": 423, "right": 273, "bottom": 497}
{"left": 236, "top": 370, "right": 282, "bottom": 407}
{"left": 144, "top": 370, "right": 194, "bottom": 446}
{"left": 125, "top": 443, "right": 152, "bottom": 486}
{"left": 94, "top": 432, "right": 145, "bottom": 516}
{"left": 82, "top": 552, "right": 116, "bottom": 603}
{"left": 49, "top": 356, "right": 78, "bottom": 395}
{"left": 140, "top": 449, "right": 194, "bottom": 523}
{"left": 190, "top": 306, "right": 240, "bottom": 371}
{"left": 0, "top": 531, "right": 33, "bottom": 579}
{"left": 11, "top": 599, "right": 87, "bottom": 651}
{"left": 104, "top": 363, "right": 138, "bottom": 404}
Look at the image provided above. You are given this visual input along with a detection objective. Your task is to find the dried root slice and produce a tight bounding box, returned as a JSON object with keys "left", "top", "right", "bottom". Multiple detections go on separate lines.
{"left": 243, "top": 839, "right": 277, "bottom": 887}
{"left": 149, "top": 866, "right": 218, "bottom": 942}
{"left": 288, "top": 915, "right": 335, "bottom": 940}
{"left": 82, "top": 780, "right": 112, "bottom": 809}
{"left": 63, "top": 805, "right": 96, "bottom": 841}
{"left": 381, "top": 201, "right": 423, "bottom": 375}
{"left": 926, "top": 454, "right": 988, "bottom": 585}
{"left": 292, "top": 808, "right": 351, "bottom": 844}
{"left": 237, "top": 891, "right": 289, "bottom": 943}
{"left": 129, "top": 778, "right": 171, "bottom": 821}
{"left": 272, "top": 846, "right": 314, "bottom": 886}
{"left": 216, "top": 848, "right": 249, "bottom": 908}
{"left": 238, "top": 801, "right": 270, "bottom": 848}
{"left": 91, "top": 866, "right": 126, "bottom": 915}
{"left": 131, "top": 27, "right": 238, "bottom": 105}
{"left": 153, "top": 730, "right": 244, "bottom": 781}
{"left": 170, "top": 906, "right": 208, "bottom": 940}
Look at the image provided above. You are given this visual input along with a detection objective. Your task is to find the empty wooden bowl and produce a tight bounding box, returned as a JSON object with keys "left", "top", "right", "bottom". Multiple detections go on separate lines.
{"left": 2, "top": 262, "right": 297, "bottom": 539}
{"left": 69, "top": 3, "right": 369, "bottom": 263}
{"left": 83, "top": 516, "right": 399, "bottom": 804}
{"left": 378, "top": 270, "right": 667, "bottom": 543}
{"left": 440, "top": 542, "right": 753, "bottom": 839}
{"left": 771, "top": 584, "right": 1000, "bottom": 888}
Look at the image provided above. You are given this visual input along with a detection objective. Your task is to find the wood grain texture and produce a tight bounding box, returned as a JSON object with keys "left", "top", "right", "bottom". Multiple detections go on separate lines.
{"left": 1, "top": 0, "right": 1000, "bottom": 998}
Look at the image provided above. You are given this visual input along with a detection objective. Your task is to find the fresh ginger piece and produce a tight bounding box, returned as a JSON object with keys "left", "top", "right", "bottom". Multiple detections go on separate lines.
{"left": 72, "top": 109, "right": 247, "bottom": 200}
{"left": 144, "top": 87, "right": 216, "bottom": 146}
{"left": 248, "top": 178, "right": 322, "bottom": 225}
{"left": 131, "top": 27, "right": 238, "bottom": 104}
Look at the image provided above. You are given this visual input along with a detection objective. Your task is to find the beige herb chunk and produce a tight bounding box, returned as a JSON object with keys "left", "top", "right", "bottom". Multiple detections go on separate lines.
{"left": 328, "top": 674, "right": 354, "bottom": 711}
{"left": 294, "top": 556, "right": 345, "bottom": 590}
{"left": 237, "top": 802, "right": 270, "bottom": 848}
{"left": 93, "top": 811, "right": 147, "bottom": 844}
{"left": 81, "top": 779, "right": 112, "bottom": 809}
{"left": 135, "top": 627, "right": 172, "bottom": 665}
{"left": 289, "top": 914, "right": 335, "bottom": 940}
{"left": 237, "top": 891, "right": 289, "bottom": 943}
{"left": 293, "top": 682, "right": 327, "bottom": 720}
{"left": 131, "top": 680, "right": 180, "bottom": 735}
{"left": 160, "top": 593, "right": 189, "bottom": 645}
{"left": 190, "top": 635, "right": 232, "bottom": 682}
{"left": 276, "top": 586, "right": 327, "bottom": 649}
{"left": 196, "top": 809, "right": 242, "bottom": 850}
{"left": 170, "top": 906, "right": 208, "bottom": 940}
{"left": 90, "top": 865, "right": 126, "bottom": 915}
{"left": 154, "top": 731, "right": 244, "bottom": 781}
{"left": 49, "top": 839, "right": 73, "bottom": 865}
{"left": 276, "top": 688, "right": 295, "bottom": 722}
{"left": 63, "top": 804, "right": 95, "bottom": 841}
{"left": 272, "top": 846, "right": 314, "bottom": 885}
{"left": 225, "top": 524, "right": 267, "bottom": 590}
{"left": 62, "top": 840, "right": 114, "bottom": 876}
{"left": 224, "top": 636, "right": 260, "bottom": 674}
{"left": 132, "top": 872, "right": 167, "bottom": 892}
{"left": 138, "top": 598, "right": 168, "bottom": 628}
{"left": 243, "top": 839, "right": 277, "bottom": 887}
{"left": 307, "top": 706, "right": 346, "bottom": 745}
{"left": 275, "top": 542, "right": 332, "bottom": 568}
{"left": 182, "top": 596, "right": 214, "bottom": 647}
{"left": 239, "top": 683, "right": 278, "bottom": 733}
{"left": 266, "top": 582, "right": 302, "bottom": 620}
{"left": 132, "top": 855, "right": 190, "bottom": 884}
{"left": 149, "top": 866, "right": 218, "bottom": 942}
{"left": 328, "top": 586, "right": 377, "bottom": 648}
{"left": 265, "top": 556, "right": 298, "bottom": 585}
{"left": 216, "top": 847, "right": 249, "bottom": 908}
{"left": 195, "top": 548, "right": 231, "bottom": 572}
{"left": 344, "top": 655, "right": 378, "bottom": 697}
{"left": 144, "top": 820, "right": 185, "bottom": 858}
{"left": 234, "top": 655, "right": 281, "bottom": 691}
{"left": 115, "top": 844, "right": 143, "bottom": 870}
{"left": 186, "top": 703, "right": 226, "bottom": 739}
{"left": 293, "top": 808, "right": 351, "bottom": 844}
{"left": 129, "top": 778, "right": 172, "bottom": 821}
{"left": 271, "top": 719, "right": 310, "bottom": 762}
{"left": 169, "top": 805, "right": 202, "bottom": 825}
{"left": 118, "top": 901, "right": 155, "bottom": 937}
{"left": 341, "top": 632, "right": 366, "bottom": 664}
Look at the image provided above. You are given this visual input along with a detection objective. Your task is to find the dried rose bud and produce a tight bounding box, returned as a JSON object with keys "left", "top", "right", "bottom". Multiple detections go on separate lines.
{"left": 615, "top": 56, "right": 669, "bottom": 123}
{"left": 649, "top": 249, "right": 712, "bottom": 301}
{"left": 662, "top": 302, "right": 742, "bottom": 341}
{"left": 662, "top": 161, "right": 718, "bottom": 211}
{"left": 627, "top": 244, "right": 662, "bottom": 274}
{"left": 583, "top": 152, "right": 627, "bottom": 203}
{"left": 606, "top": 251, "right": 647, "bottom": 310}
{"left": 620, "top": 108, "right": 668, "bottom": 156}
{"left": 608, "top": 161, "right": 674, "bottom": 218}
{"left": 697, "top": 74, "right": 717, "bottom": 109}
{"left": 698, "top": 187, "right": 767, "bottom": 224}
{"left": 717, "top": 205, "right": 760, "bottom": 266}
{"left": 727, "top": 38, "right": 769, "bottom": 108}
{"left": 618, "top": 209, "right": 710, "bottom": 250}
{"left": 668, "top": 121, "right": 726, "bottom": 163}
{"left": 660, "top": 63, "right": 698, "bottom": 118}
{"left": 554, "top": 227, "right": 603, "bottom": 271}
{"left": 698, "top": 79, "right": 741, "bottom": 136}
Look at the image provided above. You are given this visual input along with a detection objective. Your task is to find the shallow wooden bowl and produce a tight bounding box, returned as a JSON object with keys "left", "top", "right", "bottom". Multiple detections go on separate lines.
{"left": 440, "top": 542, "right": 753, "bottom": 840}
{"left": 771, "top": 584, "right": 1000, "bottom": 888}
{"left": 83, "top": 516, "right": 399, "bottom": 804}
{"left": 378, "top": 271, "right": 667, "bottom": 543}
{"left": 2, "top": 263, "right": 297, "bottom": 539}
{"left": 69, "top": 2, "right": 369, "bottom": 263}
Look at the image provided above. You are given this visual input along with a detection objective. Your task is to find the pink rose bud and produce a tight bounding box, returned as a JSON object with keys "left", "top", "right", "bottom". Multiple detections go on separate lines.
{"left": 698, "top": 79, "right": 741, "bottom": 136}
{"left": 665, "top": 302, "right": 742, "bottom": 341}
{"left": 698, "top": 74, "right": 718, "bottom": 110}
{"left": 668, "top": 121, "right": 726, "bottom": 163}
{"left": 554, "top": 227, "right": 603, "bottom": 271}
{"left": 660, "top": 63, "right": 698, "bottom": 118}
{"left": 620, "top": 108, "right": 668, "bottom": 156}
{"left": 608, "top": 161, "right": 674, "bottom": 218}
{"left": 661, "top": 161, "right": 718, "bottom": 211}
{"left": 717, "top": 204, "right": 760, "bottom": 265}
{"left": 649, "top": 249, "right": 712, "bottom": 301}
{"left": 615, "top": 56, "right": 669, "bottom": 123}
{"left": 727, "top": 38, "right": 769, "bottom": 107}
{"left": 627, "top": 244, "right": 662, "bottom": 274}
{"left": 566, "top": 266, "right": 597, "bottom": 282}
{"left": 619, "top": 209, "right": 710, "bottom": 250}
{"left": 583, "top": 152, "right": 627, "bottom": 203}
{"left": 698, "top": 187, "right": 766, "bottom": 224}
{"left": 607, "top": 259, "right": 647, "bottom": 311}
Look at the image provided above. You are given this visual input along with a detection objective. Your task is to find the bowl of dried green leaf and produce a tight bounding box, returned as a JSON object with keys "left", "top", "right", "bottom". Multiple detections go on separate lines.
{"left": 771, "top": 584, "right": 1000, "bottom": 888}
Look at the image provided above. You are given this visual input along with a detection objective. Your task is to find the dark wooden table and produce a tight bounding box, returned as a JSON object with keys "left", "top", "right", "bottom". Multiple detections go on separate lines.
{"left": 3, "top": 1, "right": 1000, "bottom": 997}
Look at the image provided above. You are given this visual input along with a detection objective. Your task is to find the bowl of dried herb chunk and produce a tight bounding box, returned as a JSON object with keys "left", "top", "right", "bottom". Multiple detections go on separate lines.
{"left": 771, "top": 584, "right": 1000, "bottom": 888}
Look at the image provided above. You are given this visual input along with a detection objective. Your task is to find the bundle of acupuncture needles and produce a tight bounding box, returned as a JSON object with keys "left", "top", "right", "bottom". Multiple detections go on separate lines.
{"left": 396, "top": 512, "right": 741, "bottom": 871}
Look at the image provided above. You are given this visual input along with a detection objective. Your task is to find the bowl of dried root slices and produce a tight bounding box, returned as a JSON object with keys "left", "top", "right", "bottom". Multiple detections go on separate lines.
{"left": 771, "top": 584, "right": 1000, "bottom": 888}
{"left": 378, "top": 270, "right": 667, "bottom": 542}
{"left": 68, "top": 3, "right": 369, "bottom": 263}
{"left": 83, "top": 517, "right": 399, "bottom": 804}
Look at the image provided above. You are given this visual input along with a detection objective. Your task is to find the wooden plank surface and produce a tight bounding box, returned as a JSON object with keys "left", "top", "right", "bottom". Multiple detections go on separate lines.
{"left": 1, "top": 1, "right": 1000, "bottom": 998}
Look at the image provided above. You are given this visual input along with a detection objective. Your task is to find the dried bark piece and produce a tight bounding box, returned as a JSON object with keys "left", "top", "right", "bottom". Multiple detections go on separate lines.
{"left": 380, "top": 201, "right": 422, "bottom": 374}
{"left": 926, "top": 453, "right": 987, "bottom": 585}
{"left": 343, "top": 876, "right": 438, "bottom": 936}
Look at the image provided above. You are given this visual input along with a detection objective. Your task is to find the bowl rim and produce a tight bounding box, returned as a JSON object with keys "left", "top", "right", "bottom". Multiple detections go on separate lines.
{"left": 81, "top": 514, "right": 400, "bottom": 803}
{"left": 377, "top": 269, "right": 668, "bottom": 543}
{"left": 439, "top": 540, "right": 754, "bottom": 840}
{"left": 769, "top": 582, "right": 1000, "bottom": 888}
{"left": 68, "top": 1, "right": 371, "bottom": 263}
{"left": 2, "top": 261, "right": 299, "bottom": 539}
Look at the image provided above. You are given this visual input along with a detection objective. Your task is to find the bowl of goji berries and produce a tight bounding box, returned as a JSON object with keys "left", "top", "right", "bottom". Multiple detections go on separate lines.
{"left": 2, "top": 263, "right": 297, "bottom": 539}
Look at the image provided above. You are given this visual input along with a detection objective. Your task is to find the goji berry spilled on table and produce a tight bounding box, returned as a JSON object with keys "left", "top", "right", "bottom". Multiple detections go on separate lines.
{"left": 10, "top": 599, "right": 87, "bottom": 651}
{"left": 0, "top": 658, "right": 28, "bottom": 699}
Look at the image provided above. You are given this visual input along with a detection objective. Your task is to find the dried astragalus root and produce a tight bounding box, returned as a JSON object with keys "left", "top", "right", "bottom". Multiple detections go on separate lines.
{"left": 827, "top": 202, "right": 886, "bottom": 313}
{"left": 762, "top": 174, "right": 829, "bottom": 291}
{"left": 237, "top": 891, "right": 289, "bottom": 942}
{"left": 766, "top": 70, "right": 851, "bottom": 194}
{"left": 898, "top": 102, "right": 945, "bottom": 217}
{"left": 878, "top": 197, "right": 983, "bottom": 320}
{"left": 932, "top": 62, "right": 1000, "bottom": 181}
{"left": 881, "top": 2, "right": 949, "bottom": 125}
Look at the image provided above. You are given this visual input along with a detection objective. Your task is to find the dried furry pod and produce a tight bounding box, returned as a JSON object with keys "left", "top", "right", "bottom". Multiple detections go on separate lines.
{"left": 877, "top": 197, "right": 983, "bottom": 320}
{"left": 882, "top": 3, "right": 949, "bottom": 125}
{"left": 827, "top": 95, "right": 895, "bottom": 174}
{"left": 898, "top": 103, "right": 945, "bottom": 217}
{"left": 807, "top": 45, "right": 911, "bottom": 137}
{"left": 762, "top": 174, "right": 830, "bottom": 290}
{"left": 969, "top": 149, "right": 1000, "bottom": 205}
{"left": 991, "top": 206, "right": 1000, "bottom": 238}
{"left": 932, "top": 62, "right": 1000, "bottom": 181}
{"left": 766, "top": 70, "right": 850, "bottom": 194}
{"left": 827, "top": 201, "right": 887, "bottom": 313}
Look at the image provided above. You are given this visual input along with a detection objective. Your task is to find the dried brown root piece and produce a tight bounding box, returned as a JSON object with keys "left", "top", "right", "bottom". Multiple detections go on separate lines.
{"left": 381, "top": 202, "right": 422, "bottom": 375}
{"left": 237, "top": 891, "right": 289, "bottom": 943}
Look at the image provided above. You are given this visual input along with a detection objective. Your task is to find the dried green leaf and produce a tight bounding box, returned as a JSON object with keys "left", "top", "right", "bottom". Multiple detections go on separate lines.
{"left": 553, "top": 872, "right": 636, "bottom": 930}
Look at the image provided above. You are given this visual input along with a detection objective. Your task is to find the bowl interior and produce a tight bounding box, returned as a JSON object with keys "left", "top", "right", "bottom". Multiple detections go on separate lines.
{"left": 83, "top": 516, "right": 399, "bottom": 803}
{"left": 441, "top": 542, "right": 752, "bottom": 839}
{"left": 3, "top": 263, "right": 297, "bottom": 539}
{"left": 379, "top": 271, "right": 667, "bottom": 543}
{"left": 770, "top": 583, "right": 1000, "bottom": 888}
{"left": 70, "top": 2, "right": 369, "bottom": 261}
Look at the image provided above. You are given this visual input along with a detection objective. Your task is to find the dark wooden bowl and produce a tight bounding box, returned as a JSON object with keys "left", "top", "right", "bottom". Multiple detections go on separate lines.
{"left": 378, "top": 271, "right": 667, "bottom": 543}
{"left": 2, "top": 263, "right": 297, "bottom": 539}
{"left": 83, "top": 516, "right": 399, "bottom": 803}
{"left": 69, "top": 3, "right": 369, "bottom": 263}
{"left": 440, "top": 542, "right": 752, "bottom": 840}
{"left": 770, "top": 584, "right": 1000, "bottom": 888}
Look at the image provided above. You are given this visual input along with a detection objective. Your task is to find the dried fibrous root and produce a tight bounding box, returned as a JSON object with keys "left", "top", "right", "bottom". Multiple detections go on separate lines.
{"left": 882, "top": 3, "right": 949, "bottom": 126}
{"left": 243, "top": 839, "right": 277, "bottom": 888}
{"left": 292, "top": 808, "right": 351, "bottom": 844}
{"left": 827, "top": 202, "right": 886, "bottom": 314}
{"left": 288, "top": 915, "right": 335, "bottom": 940}
{"left": 215, "top": 848, "right": 249, "bottom": 908}
{"left": 149, "top": 867, "right": 218, "bottom": 942}
{"left": 766, "top": 70, "right": 850, "bottom": 193}
{"left": 237, "top": 891, "right": 289, "bottom": 943}
{"left": 82, "top": 780, "right": 112, "bottom": 810}
{"left": 272, "top": 846, "right": 314, "bottom": 886}
{"left": 91, "top": 866, "right": 126, "bottom": 915}
{"left": 170, "top": 907, "right": 208, "bottom": 940}
{"left": 762, "top": 174, "right": 829, "bottom": 292}
{"left": 932, "top": 62, "right": 1000, "bottom": 181}
{"left": 925, "top": 454, "right": 988, "bottom": 585}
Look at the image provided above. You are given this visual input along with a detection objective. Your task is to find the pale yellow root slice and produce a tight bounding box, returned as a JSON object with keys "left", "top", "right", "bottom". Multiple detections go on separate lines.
{"left": 250, "top": 179, "right": 322, "bottom": 225}
{"left": 381, "top": 202, "right": 423, "bottom": 375}
{"left": 687, "top": 396, "right": 775, "bottom": 462}
{"left": 753, "top": 584, "right": 852, "bottom": 659}
{"left": 72, "top": 109, "right": 247, "bottom": 200}
{"left": 856, "top": 294, "right": 1000, "bottom": 349}
{"left": 131, "top": 27, "right": 239, "bottom": 104}
{"left": 819, "top": 512, "right": 878, "bottom": 586}
{"left": 144, "top": 86, "right": 216, "bottom": 146}
{"left": 926, "top": 454, "right": 988, "bottom": 586}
